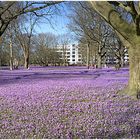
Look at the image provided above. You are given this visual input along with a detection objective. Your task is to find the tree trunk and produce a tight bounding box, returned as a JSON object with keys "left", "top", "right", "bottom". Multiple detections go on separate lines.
{"left": 24, "top": 52, "right": 29, "bottom": 69}
{"left": 97, "top": 54, "right": 102, "bottom": 68}
{"left": 9, "top": 40, "right": 13, "bottom": 70}
{"left": 86, "top": 43, "right": 90, "bottom": 69}
{"left": 97, "top": 43, "right": 102, "bottom": 69}
{"left": 127, "top": 46, "right": 140, "bottom": 96}
{"left": 62, "top": 45, "right": 66, "bottom": 66}
{"left": 121, "top": 56, "right": 124, "bottom": 67}
{"left": 0, "top": 50, "right": 1, "bottom": 67}
{"left": 24, "top": 46, "right": 30, "bottom": 69}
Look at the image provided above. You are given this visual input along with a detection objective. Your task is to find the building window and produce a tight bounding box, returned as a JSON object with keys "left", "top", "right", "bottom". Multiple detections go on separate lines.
{"left": 72, "top": 55, "right": 75, "bottom": 58}
{"left": 72, "top": 51, "right": 75, "bottom": 54}
{"left": 72, "top": 59, "right": 75, "bottom": 61}
{"left": 78, "top": 55, "right": 81, "bottom": 58}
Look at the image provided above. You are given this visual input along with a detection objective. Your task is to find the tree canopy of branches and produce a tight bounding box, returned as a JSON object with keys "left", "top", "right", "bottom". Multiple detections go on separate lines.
{"left": 68, "top": 2, "right": 119, "bottom": 68}
{"left": 13, "top": 14, "right": 39, "bottom": 69}
{"left": 0, "top": 1, "right": 61, "bottom": 36}
{"left": 31, "top": 33, "right": 61, "bottom": 66}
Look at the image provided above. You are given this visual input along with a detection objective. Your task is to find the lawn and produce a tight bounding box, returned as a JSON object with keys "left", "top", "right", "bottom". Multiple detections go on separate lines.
{"left": 0, "top": 66, "right": 140, "bottom": 138}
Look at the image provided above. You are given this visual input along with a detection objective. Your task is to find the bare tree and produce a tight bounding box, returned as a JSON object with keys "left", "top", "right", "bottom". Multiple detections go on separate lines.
{"left": 5, "top": 23, "right": 16, "bottom": 70}
{"left": 111, "top": 34, "right": 125, "bottom": 69}
{"left": 0, "top": 1, "right": 62, "bottom": 37}
{"left": 68, "top": 2, "right": 111, "bottom": 68}
{"left": 9, "top": 34, "right": 13, "bottom": 70}
{"left": 31, "top": 33, "right": 60, "bottom": 66}
{"left": 58, "top": 34, "right": 70, "bottom": 66}
{"left": 13, "top": 14, "right": 38, "bottom": 69}
{"left": 89, "top": 1, "right": 140, "bottom": 97}
{"left": 0, "top": 35, "right": 10, "bottom": 67}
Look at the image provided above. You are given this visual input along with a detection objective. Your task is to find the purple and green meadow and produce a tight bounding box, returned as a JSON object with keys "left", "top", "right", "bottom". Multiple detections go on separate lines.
{"left": 0, "top": 66, "right": 140, "bottom": 138}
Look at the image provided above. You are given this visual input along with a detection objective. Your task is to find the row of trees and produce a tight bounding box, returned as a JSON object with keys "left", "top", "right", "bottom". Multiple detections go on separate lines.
{"left": 0, "top": 1, "right": 59, "bottom": 69}
{"left": 68, "top": 2, "right": 126, "bottom": 69}
{"left": 0, "top": 30, "right": 72, "bottom": 68}
{"left": 0, "top": 1, "right": 127, "bottom": 70}
{"left": 0, "top": 1, "right": 71, "bottom": 68}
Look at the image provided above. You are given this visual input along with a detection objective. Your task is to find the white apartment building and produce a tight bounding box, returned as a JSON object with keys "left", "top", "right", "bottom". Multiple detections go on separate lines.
{"left": 56, "top": 44, "right": 82, "bottom": 65}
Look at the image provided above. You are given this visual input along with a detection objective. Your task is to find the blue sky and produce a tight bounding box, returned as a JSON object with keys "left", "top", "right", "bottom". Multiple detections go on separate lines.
{"left": 35, "top": 15, "right": 69, "bottom": 35}
{"left": 34, "top": 2, "right": 71, "bottom": 36}
{"left": 32, "top": 2, "right": 78, "bottom": 44}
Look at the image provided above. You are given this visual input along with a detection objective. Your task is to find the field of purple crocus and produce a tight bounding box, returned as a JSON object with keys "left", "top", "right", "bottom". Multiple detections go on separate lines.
{"left": 0, "top": 66, "right": 140, "bottom": 138}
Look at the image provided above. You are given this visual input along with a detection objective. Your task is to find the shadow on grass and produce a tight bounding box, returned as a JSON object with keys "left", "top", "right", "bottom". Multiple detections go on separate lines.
{"left": 0, "top": 67, "right": 129, "bottom": 86}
